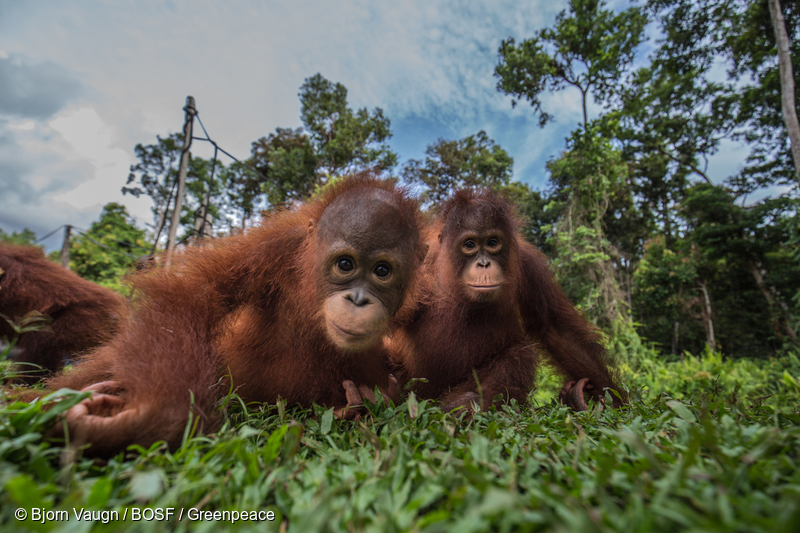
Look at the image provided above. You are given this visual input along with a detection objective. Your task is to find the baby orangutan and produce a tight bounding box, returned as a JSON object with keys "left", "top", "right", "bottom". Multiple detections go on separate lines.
{"left": 389, "top": 188, "right": 621, "bottom": 413}
{"left": 0, "top": 243, "right": 124, "bottom": 383}
{"left": 25, "top": 173, "right": 426, "bottom": 456}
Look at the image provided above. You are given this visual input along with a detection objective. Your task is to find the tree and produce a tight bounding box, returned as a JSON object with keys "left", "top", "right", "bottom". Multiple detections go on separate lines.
{"left": 647, "top": 0, "right": 799, "bottom": 191}
{"left": 490, "top": 0, "right": 800, "bottom": 351}
{"left": 545, "top": 126, "right": 629, "bottom": 328}
{"left": 495, "top": 0, "right": 647, "bottom": 128}
{"left": 401, "top": 131, "right": 513, "bottom": 206}
{"left": 767, "top": 0, "right": 800, "bottom": 184}
{"left": 123, "top": 133, "right": 228, "bottom": 244}
{"left": 635, "top": 183, "right": 799, "bottom": 357}
{"left": 719, "top": 0, "right": 800, "bottom": 189}
{"left": 680, "top": 183, "right": 798, "bottom": 345}
{"left": 0, "top": 228, "right": 38, "bottom": 246}
{"left": 216, "top": 162, "right": 264, "bottom": 231}
{"left": 181, "top": 156, "right": 225, "bottom": 241}
{"left": 632, "top": 235, "right": 704, "bottom": 356}
{"left": 612, "top": 0, "right": 737, "bottom": 247}
{"left": 247, "top": 74, "right": 398, "bottom": 208}
{"left": 249, "top": 127, "right": 317, "bottom": 208}
{"left": 299, "top": 73, "right": 397, "bottom": 181}
{"left": 122, "top": 133, "right": 182, "bottom": 247}
{"left": 494, "top": 0, "right": 649, "bottom": 327}
{"left": 67, "top": 203, "right": 150, "bottom": 293}
{"left": 497, "top": 181, "right": 558, "bottom": 253}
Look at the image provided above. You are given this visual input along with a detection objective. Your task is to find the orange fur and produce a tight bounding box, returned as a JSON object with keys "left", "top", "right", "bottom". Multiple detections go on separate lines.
{"left": 0, "top": 244, "right": 125, "bottom": 382}
{"left": 389, "top": 188, "right": 619, "bottom": 411}
{"left": 40, "top": 172, "right": 425, "bottom": 456}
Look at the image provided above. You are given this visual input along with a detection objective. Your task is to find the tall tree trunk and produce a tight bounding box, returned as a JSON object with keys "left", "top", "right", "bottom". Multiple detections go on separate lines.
{"left": 193, "top": 194, "right": 213, "bottom": 239}
{"left": 580, "top": 87, "right": 588, "bottom": 129}
{"left": 672, "top": 321, "right": 680, "bottom": 358}
{"left": 625, "top": 263, "right": 632, "bottom": 311}
{"left": 768, "top": 0, "right": 800, "bottom": 185}
{"left": 699, "top": 282, "right": 715, "bottom": 351}
{"left": 151, "top": 205, "right": 169, "bottom": 251}
{"left": 662, "top": 199, "right": 673, "bottom": 248}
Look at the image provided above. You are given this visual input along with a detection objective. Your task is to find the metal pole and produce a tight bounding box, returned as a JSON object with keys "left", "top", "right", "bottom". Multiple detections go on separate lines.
{"left": 166, "top": 96, "right": 197, "bottom": 252}
{"left": 60, "top": 225, "right": 72, "bottom": 268}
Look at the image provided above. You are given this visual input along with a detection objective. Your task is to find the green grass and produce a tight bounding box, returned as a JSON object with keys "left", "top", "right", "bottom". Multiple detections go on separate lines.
{"left": 1, "top": 344, "right": 800, "bottom": 532}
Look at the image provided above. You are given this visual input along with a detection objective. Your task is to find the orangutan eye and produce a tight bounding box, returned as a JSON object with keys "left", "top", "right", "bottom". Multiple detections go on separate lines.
{"left": 337, "top": 257, "right": 354, "bottom": 272}
{"left": 464, "top": 240, "right": 477, "bottom": 250}
{"left": 487, "top": 238, "right": 499, "bottom": 248}
{"left": 373, "top": 263, "right": 392, "bottom": 278}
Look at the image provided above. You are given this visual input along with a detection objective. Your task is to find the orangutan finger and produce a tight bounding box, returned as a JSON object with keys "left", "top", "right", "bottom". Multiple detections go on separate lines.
{"left": 342, "top": 380, "right": 363, "bottom": 406}
{"left": 567, "top": 378, "right": 590, "bottom": 411}
{"left": 559, "top": 380, "right": 576, "bottom": 406}
{"left": 386, "top": 374, "right": 401, "bottom": 404}
{"left": 81, "top": 381, "right": 125, "bottom": 395}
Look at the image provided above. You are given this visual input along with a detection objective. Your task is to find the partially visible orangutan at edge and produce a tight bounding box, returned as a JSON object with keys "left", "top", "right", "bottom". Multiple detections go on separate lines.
{"left": 388, "top": 187, "right": 623, "bottom": 413}
{"left": 0, "top": 243, "right": 125, "bottom": 383}
{"left": 10, "top": 172, "right": 427, "bottom": 457}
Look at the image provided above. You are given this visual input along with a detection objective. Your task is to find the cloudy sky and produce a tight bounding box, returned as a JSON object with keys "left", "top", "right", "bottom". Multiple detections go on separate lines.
{"left": 0, "top": 0, "right": 746, "bottom": 250}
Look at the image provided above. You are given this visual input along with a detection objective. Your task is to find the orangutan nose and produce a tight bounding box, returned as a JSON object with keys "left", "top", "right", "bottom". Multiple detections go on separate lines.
{"left": 344, "top": 289, "right": 372, "bottom": 307}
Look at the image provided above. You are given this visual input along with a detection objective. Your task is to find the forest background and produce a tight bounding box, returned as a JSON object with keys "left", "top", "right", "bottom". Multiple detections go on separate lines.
{"left": 2, "top": 1, "right": 800, "bottom": 531}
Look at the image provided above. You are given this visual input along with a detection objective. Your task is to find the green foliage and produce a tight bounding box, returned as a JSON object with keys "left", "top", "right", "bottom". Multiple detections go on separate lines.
{"left": 2, "top": 344, "right": 800, "bottom": 532}
{"left": 639, "top": 0, "right": 799, "bottom": 192}
{"left": 508, "top": 0, "right": 800, "bottom": 360}
{"left": 495, "top": 0, "right": 647, "bottom": 127}
{"left": 122, "top": 133, "right": 183, "bottom": 239}
{"left": 249, "top": 127, "right": 317, "bottom": 208}
{"left": 632, "top": 236, "right": 706, "bottom": 355}
{"left": 0, "top": 313, "right": 52, "bottom": 381}
{"left": 402, "top": 131, "right": 513, "bottom": 206}
{"left": 219, "top": 161, "right": 268, "bottom": 227}
{"left": 179, "top": 156, "right": 225, "bottom": 239}
{"left": 300, "top": 73, "right": 397, "bottom": 180}
{"left": 719, "top": 0, "right": 800, "bottom": 188}
{"left": 248, "top": 74, "right": 398, "bottom": 208}
{"left": 122, "top": 134, "right": 226, "bottom": 241}
{"left": 641, "top": 347, "right": 800, "bottom": 404}
{"left": 612, "top": 325, "right": 800, "bottom": 409}
{"left": 682, "top": 185, "right": 799, "bottom": 356}
{"left": 546, "top": 126, "right": 629, "bottom": 328}
{"left": 618, "top": 0, "right": 734, "bottom": 198}
{"left": 496, "top": 181, "right": 557, "bottom": 253}
{"left": 66, "top": 203, "right": 149, "bottom": 294}
{"left": 632, "top": 183, "right": 799, "bottom": 358}
{"left": 0, "top": 228, "right": 38, "bottom": 246}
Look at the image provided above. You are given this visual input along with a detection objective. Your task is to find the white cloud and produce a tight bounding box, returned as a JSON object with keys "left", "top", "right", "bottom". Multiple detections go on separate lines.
{"left": 8, "top": 120, "right": 34, "bottom": 131}
{"left": 0, "top": 105, "right": 151, "bottom": 247}
{"left": 1, "top": 0, "right": 566, "bottom": 151}
{"left": 47, "top": 107, "right": 138, "bottom": 212}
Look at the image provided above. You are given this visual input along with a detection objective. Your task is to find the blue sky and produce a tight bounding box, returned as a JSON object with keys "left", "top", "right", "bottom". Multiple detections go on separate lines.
{"left": 0, "top": 0, "right": 748, "bottom": 250}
